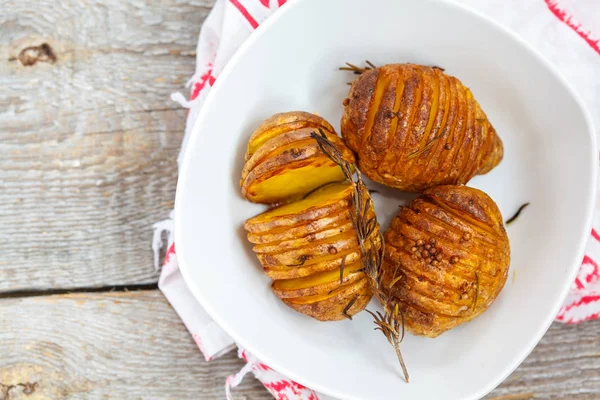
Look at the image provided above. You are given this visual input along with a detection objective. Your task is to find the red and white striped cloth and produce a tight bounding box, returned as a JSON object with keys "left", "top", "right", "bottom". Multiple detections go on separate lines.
{"left": 153, "top": 0, "right": 600, "bottom": 398}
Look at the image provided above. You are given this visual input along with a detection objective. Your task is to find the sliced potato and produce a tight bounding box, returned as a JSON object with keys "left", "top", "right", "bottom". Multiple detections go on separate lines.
{"left": 272, "top": 261, "right": 364, "bottom": 299}
{"left": 258, "top": 231, "right": 360, "bottom": 267}
{"left": 256, "top": 225, "right": 381, "bottom": 271}
{"left": 245, "top": 111, "right": 335, "bottom": 160}
{"left": 247, "top": 207, "right": 376, "bottom": 245}
{"left": 244, "top": 182, "right": 353, "bottom": 233}
{"left": 252, "top": 221, "right": 355, "bottom": 254}
{"left": 246, "top": 208, "right": 351, "bottom": 244}
{"left": 241, "top": 127, "right": 345, "bottom": 183}
{"left": 240, "top": 126, "right": 380, "bottom": 322}
{"left": 240, "top": 112, "right": 355, "bottom": 204}
{"left": 341, "top": 64, "right": 504, "bottom": 192}
{"left": 258, "top": 227, "right": 379, "bottom": 268}
{"left": 243, "top": 159, "right": 347, "bottom": 204}
{"left": 263, "top": 247, "right": 364, "bottom": 280}
{"left": 381, "top": 185, "right": 510, "bottom": 337}
{"left": 283, "top": 278, "right": 371, "bottom": 321}
{"left": 242, "top": 138, "right": 321, "bottom": 186}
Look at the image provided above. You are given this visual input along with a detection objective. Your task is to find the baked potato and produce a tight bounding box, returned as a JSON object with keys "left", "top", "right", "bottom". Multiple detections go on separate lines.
{"left": 240, "top": 111, "right": 355, "bottom": 204}
{"left": 245, "top": 182, "right": 379, "bottom": 321}
{"left": 381, "top": 185, "right": 510, "bottom": 337}
{"left": 341, "top": 64, "right": 503, "bottom": 192}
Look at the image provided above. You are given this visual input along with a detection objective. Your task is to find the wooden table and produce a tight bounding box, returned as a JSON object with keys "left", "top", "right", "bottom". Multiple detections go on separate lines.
{"left": 1, "top": 1, "right": 598, "bottom": 398}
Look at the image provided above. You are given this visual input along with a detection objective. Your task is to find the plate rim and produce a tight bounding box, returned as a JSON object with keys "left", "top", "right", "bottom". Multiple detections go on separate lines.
{"left": 174, "top": 0, "right": 598, "bottom": 398}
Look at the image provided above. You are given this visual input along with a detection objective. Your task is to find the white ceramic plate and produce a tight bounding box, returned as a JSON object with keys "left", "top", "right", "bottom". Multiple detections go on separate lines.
{"left": 175, "top": 0, "right": 596, "bottom": 398}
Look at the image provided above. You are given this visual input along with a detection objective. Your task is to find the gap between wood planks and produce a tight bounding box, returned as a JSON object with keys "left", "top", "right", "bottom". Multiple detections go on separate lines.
{"left": 0, "top": 283, "right": 159, "bottom": 299}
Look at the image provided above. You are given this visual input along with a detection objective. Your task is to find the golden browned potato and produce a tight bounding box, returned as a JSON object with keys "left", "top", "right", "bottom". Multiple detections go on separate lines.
{"left": 246, "top": 210, "right": 352, "bottom": 245}
{"left": 341, "top": 64, "right": 503, "bottom": 192}
{"left": 282, "top": 278, "right": 371, "bottom": 321}
{"left": 381, "top": 185, "right": 510, "bottom": 337}
{"left": 264, "top": 247, "right": 366, "bottom": 280}
{"left": 245, "top": 111, "right": 335, "bottom": 160}
{"left": 244, "top": 182, "right": 353, "bottom": 233}
{"left": 240, "top": 111, "right": 355, "bottom": 204}
{"left": 244, "top": 181, "right": 380, "bottom": 321}
{"left": 272, "top": 260, "right": 364, "bottom": 298}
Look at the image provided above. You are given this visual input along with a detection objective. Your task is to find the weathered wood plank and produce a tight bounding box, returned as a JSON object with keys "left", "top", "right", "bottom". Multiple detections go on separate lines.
{"left": 486, "top": 320, "right": 600, "bottom": 400}
{"left": 0, "top": 290, "right": 268, "bottom": 399}
{"left": 0, "top": 0, "right": 215, "bottom": 292}
{"left": 0, "top": 290, "right": 597, "bottom": 399}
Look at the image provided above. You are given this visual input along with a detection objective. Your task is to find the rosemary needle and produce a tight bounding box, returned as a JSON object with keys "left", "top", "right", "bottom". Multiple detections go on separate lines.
{"left": 506, "top": 203, "right": 530, "bottom": 225}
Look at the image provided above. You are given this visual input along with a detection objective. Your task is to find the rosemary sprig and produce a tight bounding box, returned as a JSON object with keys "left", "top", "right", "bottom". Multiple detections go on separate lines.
{"left": 339, "top": 60, "right": 377, "bottom": 75}
{"left": 343, "top": 294, "right": 360, "bottom": 320}
{"left": 388, "top": 274, "right": 403, "bottom": 289}
{"left": 287, "top": 255, "right": 309, "bottom": 267}
{"left": 328, "top": 285, "right": 345, "bottom": 296}
{"left": 407, "top": 132, "right": 445, "bottom": 160}
{"left": 310, "top": 129, "right": 409, "bottom": 383}
{"left": 301, "top": 181, "right": 336, "bottom": 199}
{"left": 506, "top": 203, "right": 530, "bottom": 225}
{"left": 339, "top": 255, "right": 347, "bottom": 284}
{"left": 366, "top": 306, "right": 408, "bottom": 378}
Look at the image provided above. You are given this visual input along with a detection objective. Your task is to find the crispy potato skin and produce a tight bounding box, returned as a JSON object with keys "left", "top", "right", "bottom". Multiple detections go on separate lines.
{"left": 272, "top": 263, "right": 364, "bottom": 299}
{"left": 264, "top": 248, "right": 363, "bottom": 280}
{"left": 283, "top": 278, "right": 371, "bottom": 321}
{"left": 244, "top": 183, "right": 354, "bottom": 233}
{"left": 244, "top": 182, "right": 380, "bottom": 321}
{"left": 252, "top": 221, "right": 355, "bottom": 253}
{"left": 246, "top": 208, "right": 374, "bottom": 244}
{"left": 263, "top": 234, "right": 380, "bottom": 280}
{"left": 245, "top": 111, "right": 335, "bottom": 160}
{"left": 381, "top": 185, "right": 510, "bottom": 337}
{"left": 341, "top": 64, "right": 503, "bottom": 192}
{"left": 258, "top": 228, "right": 379, "bottom": 268}
{"left": 240, "top": 111, "right": 355, "bottom": 204}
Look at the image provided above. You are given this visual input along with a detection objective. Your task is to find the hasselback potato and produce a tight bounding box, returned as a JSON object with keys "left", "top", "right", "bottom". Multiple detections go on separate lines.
{"left": 245, "top": 182, "right": 379, "bottom": 321}
{"left": 381, "top": 185, "right": 510, "bottom": 337}
{"left": 240, "top": 111, "right": 355, "bottom": 204}
{"left": 341, "top": 63, "right": 503, "bottom": 192}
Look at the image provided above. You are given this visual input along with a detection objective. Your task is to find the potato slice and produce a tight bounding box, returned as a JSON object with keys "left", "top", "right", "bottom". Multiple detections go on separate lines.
{"left": 272, "top": 261, "right": 364, "bottom": 298}
{"left": 242, "top": 134, "right": 323, "bottom": 186}
{"left": 257, "top": 226, "right": 380, "bottom": 268}
{"left": 258, "top": 231, "right": 360, "bottom": 267}
{"left": 262, "top": 232, "right": 381, "bottom": 280}
{"left": 241, "top": 112, "right": 355, "bottom": 204}
{"left": 247, "top": 207, "right": 376, "bottom": 245}
{"left": 240, "top": 139, "right": 381, "bottom": 322}
{"left": 243, "top": 159, "right": 347, "bottom": 204}
{"left": 244, "top": 182, "right": 353, "bottom": 233}
{"left": 263, "top": 247, "right": 364, "bottom": 280}
{"left": 252, "top": 221, "right": 354, "bottom": 254}
{"left": 245, "top": 111, "right": 335, "bottom": 160}
{"left": 241, "top": 127, "right": 343, "bottom": 183}
{"left": 283, "top": 278, "right": 371, "bottom": 321}
{"left": 246, "top": 208, "right": 350, "bottom": 244}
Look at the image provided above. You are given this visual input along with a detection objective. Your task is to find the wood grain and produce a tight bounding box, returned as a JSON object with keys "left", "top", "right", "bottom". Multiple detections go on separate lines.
{"left": 0, "top": 290, "right": 268, "bottom": 399}
{"left": 0, "top": 290, "right": 597, "bottom": 399}
{"left": 486, "top": 320, "right": 600, "bottom": 399}
{"left": 0, "top": 0, "right": 215, "bottom": 292}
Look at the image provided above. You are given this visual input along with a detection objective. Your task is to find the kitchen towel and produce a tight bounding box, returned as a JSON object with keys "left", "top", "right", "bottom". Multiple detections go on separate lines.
{"left": 153, "top": 0, "right": 600, "bottom": 398}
